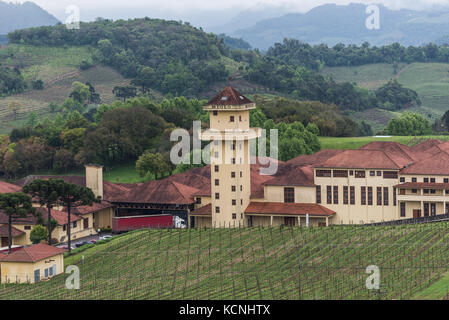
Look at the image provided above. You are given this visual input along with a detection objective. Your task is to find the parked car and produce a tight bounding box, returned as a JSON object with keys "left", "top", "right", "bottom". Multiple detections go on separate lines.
{"left": 75, "top": 241, "right": 89, "bottom": 248}
{"left": 100, "top": 235, "right": 112, "bottom": 240}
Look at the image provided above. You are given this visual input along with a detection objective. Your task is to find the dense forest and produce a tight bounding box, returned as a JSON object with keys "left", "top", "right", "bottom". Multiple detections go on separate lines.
{"left": 6, "top": 18, "right": 422, "bottom": 113}
{"left": 0, "top": 65, "right": 26, "bottom": 97}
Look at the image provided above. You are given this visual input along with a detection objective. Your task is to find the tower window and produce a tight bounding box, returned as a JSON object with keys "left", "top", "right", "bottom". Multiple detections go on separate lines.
{"left": 231, "top": 172, "right": 236, "bottom": 178}
{"left": 240, "top": 171, "right": 243, "bottom": 178}
{"left": 239, "top": 115, "right": 242, "bottom": 121}
{"left": 215, "top": 207, "right": 220, "bottom": 213}
{"left": 215, "top": 193, "right": 220, "bottom": 200}
{"left": 215, "top": 179, "right": 219, "bottom": 186}
{"left": 232, "top": 200, "right": 236, "bottom": 206}
{"left": 232, "top": 213, "right": 237, "bottom": 219}
{"left": 214, "top": 165, "right": 219, "bottom": 172}
{"left": 230, "top": 116, "right": 235, "bottom": 122}
{"left": 213, "top": 111, "right": 218, "bottom": 116}
{"left": 231, "top": 158, "right": 236, "bottom": 164}
{"left": 196, "top": 197, "right": 201, "bottom": 204}
{"left": 231, "top": 186, "right": 236, "bottom": 192}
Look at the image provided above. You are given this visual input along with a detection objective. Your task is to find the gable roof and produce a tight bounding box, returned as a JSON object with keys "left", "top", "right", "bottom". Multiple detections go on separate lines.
{"left": 287, "top": 149, "right": 344, "bottom": 167}
{"left": 0, "top": 243, "right": 65, "bottom": 263}
{"left": 316, "top": 149, "right": 402, "bottom": 170}
{"left": 359, "top": 141, "right": 417, "bottom": 167}
{"left": 207, "top": 86, "right": 253, "bottom": 106}
{"left": 245, "top": 202, "right": 335, "bottom": 217}
{"left": 35, "top": 207, "right": 81, "bottom": 226}
{"left": 411, "top": 139, "right": 444, "bottom": 153}
{"left": 400, "top": 151, "right": 449, "bottom": 175}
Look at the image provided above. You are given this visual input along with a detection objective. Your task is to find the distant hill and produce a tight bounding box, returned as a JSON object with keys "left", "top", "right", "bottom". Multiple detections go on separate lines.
{"left": 0, "top": 1, "right": 59, "bottom": 35}
{"left": 234, "top": 3, "right": 449, "bottom": 50}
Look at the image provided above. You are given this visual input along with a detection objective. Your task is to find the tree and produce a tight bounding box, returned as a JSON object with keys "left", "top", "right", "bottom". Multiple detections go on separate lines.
{"left": 113, "top": 86, "right": 137, "bottom": 102}
{"left": 32, "top": 79, "right": 44, "bottom": 90}
{"left": 30, "top": 225, "right": 47, "bottom": 244}
{"left": 23, "top": 179, "right": 61, "bottom": 245}
{"left": 136, "top": 152, "right": 170, "bottom": 179}
{"left": 54, "top": 180, "right": 98, "bottom": 253}
{"left": 384, "top": 112, "right": 432, "bottom": 136}
{"left": 0, "top": 192, "right": 35, "bottom": 254}
{"left": 8, "top": 101, "right": 22, "bottom": 120}
{"left": 69, "top": 81, "right": 91, "bottom": 105}
{"left": 131, "top": 67, "right": 156, "bottom": 93}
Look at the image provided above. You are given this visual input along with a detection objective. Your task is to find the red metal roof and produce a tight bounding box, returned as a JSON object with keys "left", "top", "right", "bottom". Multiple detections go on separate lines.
{"left": 0, "top": 243, "right": 65, "bottom": 263}
{"left": 207, "top": 86, "right": 253, "bottom": 106}
{"left": 245, "top": 202, "right": 335, "bottom": 217}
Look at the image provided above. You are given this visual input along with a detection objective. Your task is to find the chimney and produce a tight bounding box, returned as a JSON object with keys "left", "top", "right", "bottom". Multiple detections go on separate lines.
{"left": 85, "top": 164, "right": 103, "bottom": 199}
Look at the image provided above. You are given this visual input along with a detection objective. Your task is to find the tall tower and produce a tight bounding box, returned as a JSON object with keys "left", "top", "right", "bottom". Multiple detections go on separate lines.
{"left": 200, "top": 87, "right": 260, "bottom": 227}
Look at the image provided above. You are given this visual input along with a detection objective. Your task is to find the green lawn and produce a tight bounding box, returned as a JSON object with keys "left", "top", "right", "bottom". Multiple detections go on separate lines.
{"left": 412, "top": 271, "right": 449, "bottom": 300}
{"left": 318, "top": 135, "right": 449, "bottom": 150}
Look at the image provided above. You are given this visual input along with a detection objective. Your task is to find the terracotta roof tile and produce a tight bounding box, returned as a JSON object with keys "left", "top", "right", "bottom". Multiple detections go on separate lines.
{"left": 245, "top": 202, "right": 335, "bottom": 217}
{"left": 287, "top": 149, "right": 344, "bottom": 166}
{"left": 400, "top": 151, "right": 449, "bottom": 175}
{"left": 207, "top": 86, "right": 253, "bottom": 106}
{"left": 190, "top": 204, "right": 212, "bottom": 216}
{"left": 394, "top": 182, "right": 449, "bottom": 189}
{"left": 0, "top": 211, "right": 39, "bottom": 225}
{"left": 0, "top": 243, "right": 65, "bottom": 263}
{"left": 0, "top": 225, "right": 25, "bottom": 237}
{"left": 0, "top": 180, "right": 21, "bottom": 193}
{"left": 263, "top": 164, "right": 315, "bottom": 187}
{"left": 36, "top": 207, "right": 81, "bottom": 226}
{"left": 317, "top": 149, "right": 402, "bottom": 169}
{"left": 67, "top": 201, "right": 114, "bottom": 216}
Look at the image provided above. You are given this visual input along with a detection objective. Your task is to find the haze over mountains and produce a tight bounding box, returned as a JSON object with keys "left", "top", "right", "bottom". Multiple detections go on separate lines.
{"left": 0, "top": 1, "right": 59, "bottom": 35}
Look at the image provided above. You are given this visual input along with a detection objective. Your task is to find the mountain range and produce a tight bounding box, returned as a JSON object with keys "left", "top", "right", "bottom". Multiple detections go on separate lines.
{"left": 0, "top": 1, "right": 59, "bottom": 36}
{"left": 232, "top": 3, "right": 449, "bottom": 50}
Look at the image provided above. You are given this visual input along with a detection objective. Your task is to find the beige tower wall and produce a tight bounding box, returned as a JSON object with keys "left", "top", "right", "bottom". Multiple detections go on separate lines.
{"left": 85, "top": 165, "right": 103, "bottom": 199}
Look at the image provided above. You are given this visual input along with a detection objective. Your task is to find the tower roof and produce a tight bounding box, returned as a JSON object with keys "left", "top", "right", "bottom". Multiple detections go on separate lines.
{"left": 207, "top": 86, "right": 253, "bottom": 106}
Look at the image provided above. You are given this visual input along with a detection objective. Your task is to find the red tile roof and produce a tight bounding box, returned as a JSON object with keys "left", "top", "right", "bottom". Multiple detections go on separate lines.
{"left": 287, "top": 149, "right": 344, "bottom": 166}
{"left": 263, "top": 164, "right": 315, "bottom": 187}
{"left": 411, "top": 139, "right": 443, "bottom": 153}
{"left": 207, "top": 86, "right": 253, "bottom": 106}
{"left": 394, "top": 182, "right": 449, "bottom": 190}
{"left": 0, "top": 211, "right": 39, "bottom": 225}
{"left": 317, "top": 149, "right": 402, "bottom": 169}
{"left": 190, "top": 204, "right": 212, "bottom": 216}
{"left": 245, "top": 202, "right": 335, "bottom": 217}
{"left": 0, "top": 180, "right": 21, "bottom": 193}
{"left": 0, "top": 243, "right": 65, "bottom": 263}
{"left": 400, "top": 151, "right": 449, "bottom": 175}
{"left": 359, "top": 141, "right": 417, "bottom": 166}
{"left": 35, "top": 207, "right": 81, "bottom": 226}
{"left": 67, "top": 201, "right": 114, "bottom": 216}
{"left": 0, "top": 225, "right": 25, "bottom": 238}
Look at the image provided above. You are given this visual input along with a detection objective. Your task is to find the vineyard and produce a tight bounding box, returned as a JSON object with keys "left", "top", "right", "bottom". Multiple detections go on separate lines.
{"left": 1, "top": 222, "right": 449, "bottom": 300}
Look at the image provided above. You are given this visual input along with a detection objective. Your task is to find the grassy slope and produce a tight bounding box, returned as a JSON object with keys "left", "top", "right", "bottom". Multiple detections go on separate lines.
{"left": 0, "top": 45, "right": 130, "bottom": 133}
{"left": 321, "top": 62, "right": 449, "bottom": 131}
{"left": 2, "top": 223, "right": 449, "bottom": 300}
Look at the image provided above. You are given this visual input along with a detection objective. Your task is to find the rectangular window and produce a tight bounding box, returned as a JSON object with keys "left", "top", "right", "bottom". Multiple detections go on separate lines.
{"left": 215, "top": 193, "right": 220, "bottom": 200}
{"left": 349, "top": 171, "right": 354, "bottom": 176}
{"left": 424, "top": 178, "right": 429, "bottom": 183}
{"left": 215, "top": 179, "right": 219, "bottom": 186}
{"left": 232, "top": 213, "right": 236, "bottom": 220}
{"left": 383, "top": 171, "right": 398, "bottom": 179}
{"left": 214, "top": 165, "right": 219, "bottom": 172}
{"left": 49, "top": 266, "right": 54, "bottom": 277}
{"left": 412, "top": 189, "right": 417, "bottom": 193}
{"left": 370, "top": 171, "right": 375, "bottom": 177}
{"left": 445, "top": 178, "right": 449, "bottom": 183}
{"left": 230, "top": 116, "right": 235, "bottom": 122}
{"left": 231, "top": 186, "right": 236, "bottom": 192}
{"left": 383, "top": 187, "right": 389, "bottom": 206}
{"left": 424, "top": 203, "right": 429, "bottom": 217}
{"left": 377, "top": 187, "right": 382, "bottom": 206}
{"left": 231, "top": 172, "right": 236, "bottom": 178}
{"left": 232, "top": 199, "right": 236, "bottom": 206}
{"left": 215, "top": 207, "right": 220, "bottom": 214}
{"left": 400, "top": 177, "right": 405, "bottom": 183}
{"left": 73, "top": 221, "right": 77, "bottom": 228}
{"left": 431, "top": 203, "right": 436, "bottom": 216}
{"left": 230, "top": 142, "right": 236, "bottom": 150}
{"left": 361, "top": 187, "right": 366, "bottom": 205}
{"left": 333, "top": 186, "right": 339, "bottom": 205}
{"left": 431, "top": 178, "right": 436, "bottom": 183}
{"left": 44, "top": 268, "right": 48, "bottom": 278}
{"left": 343, "top": 186, "right": 349, "bottom": 205}
{"left": 412, "top": 177, "right": 417, "bottom": 183}
{"left": 24, "top": 226, "right": 31, "bottom": 230}
{"left": 424, "top": 189, "right": 429, "bottom": 194}
{"left": 214, "top": 152, "right": 219, "bottom": 158}
{"left": 350, "top": 186, "right": 355, "bottom": 205}
{"left": 240, "top": 186, "right": 243, "bottom": 191}
{"left": 400, "top": 202, "right": 406, "bottom": 217}
{"left": 83, "top": 218, "right": 88, "bottom": 229}
{"left": 231, "top": 158, "right": 236, "bottom": 164}
{"left": 239, "top": 116, "right": 242, "bottom": 122}
{"left": 240, "top": 171, "right": 243, "bottom": 178}
{"left": 316, "top": 170, "right": 332, "bottom": 177}
{"left": 284, "top": 187, "right": 295, "bottom": 203}
{"left": 431, "top": 189, "right": 436, "bottom": 194}
{"left": 196, "top": 197, "right": 201, "bottom": 204}
{"left": 327, "top": 186, "right": 332, "bottom": 204}
{"left": 393, "top": 187, "right": 397, "bottom": 206}
{"left": 368, "top": 187, "right": 373, "bottom": 205}
{"left": 333, "top": 170, "right": 348, "bottom": 178}
{"left": 316, "top": 186, "right": 321, "bottom": 204}
{"left": 213, "top": 111, "right": 218, "bottom": 116}
{"left": 355, "top": 171, "right": 366, "bottom": 178}
{"left": 377, "top": 171, "right": 382, "bottom": 176}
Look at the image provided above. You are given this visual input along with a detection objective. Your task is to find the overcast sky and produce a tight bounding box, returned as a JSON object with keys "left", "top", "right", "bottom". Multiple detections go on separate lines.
{"left": 16, "top": 0, "right": 449, "bottom": 24}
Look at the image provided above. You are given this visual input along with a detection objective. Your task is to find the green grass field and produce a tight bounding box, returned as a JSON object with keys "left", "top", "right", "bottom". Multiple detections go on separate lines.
{"left": 2, "top": 223, "right": 449, "bottom": 300}
{"left": 318, "top": 135, "right": 449, "bottom": 150}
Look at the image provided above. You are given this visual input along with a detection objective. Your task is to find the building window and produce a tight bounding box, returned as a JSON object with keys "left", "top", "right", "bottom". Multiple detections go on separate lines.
{"left": 368, "top": 187, "right": 373, "bottom": 205}
{"left": 232, "top": 213, "right": 236, "bottom": 220}
{"left": 230, "top": 142, "right": 236, "bottom": 150}
{"left": 412, "top": 189, "right": 417, "bottom": 193}
{"left": 424, "top": 178, "right": 429, "bottom": 183}
{"left": 431, "top": 178, "right": 436, "bottom": 183}
{"left": 240, "top": 172, "right": 242, "bottom": 178}
{"left": 349, "top": 171, "right": 354, "bottom": 176}
{"left": 231, "top": 158, "right": 236, "bottom": 164}
{"left": 196, "top": 197, "right": 201, "bottom": 204}
{"left": 350, "top": 186, "right": 355, "bottom": 205}
{"left": 424, "top": 203, "right": 429, "bottom": 217}
{"left": 445, "top": 178, "right": 449, "bottom": 183}
{"left": 383, "top": 171, "right": 398, "bottom": 179}
{"left": 400, "top": 177, "right": 405, "bottom": 183}
{"left": 355, "top": 171, "right": 366, "bottom": 178}
{"left": 284, "top": 187, "right": 295, "bottom": 203}
{"left": 377, "top": 171, "right": 382, "bottom": 176}
{"left": 343, "top": 186, "right": 349, "bottom": 205}
{"left": 412, "top": 177, "right": 417, "bottom": 182}
{"left": 215, "top": 207, "right": 220, "bottom": 214}
{"left": 214, "top": 165, "right": 219, "bottom": 172}
{"left": 215, "top": 193, "right": 220, "bottom": 200}
{"left": 239, "top": 115, "right": 242, "bottom": 122}
{"left": 316, "top": 186, "right": 321, "bottom": 204}
{"left": 231, "top": 172, "right": 236, "bottom": 178}
{"left": 333, "top": 186, "right": 339, "bottom": 204}
{"left": 333, "top": 170, "right": 348, "bottom": 178}
{"left": 213, "top": 111, "right": 218, "bottom": 116}
{"left": 214, "top": 152, "right": 219, "bottom": 158}
{"left": 73, "top": 221, "right": 77, "bottom": 228}
{"left": 24, "top": 226, "right": 31, "bottom": 230}
{"left": 214, "top": 140, "right": 219, "bottom": 146}
{"left": 231, "top": 186, "right": 236, "bottom": 192}
{"left": 377, "top": 187, "right": 382, "bottom": 206}
{"left": 383, "top": 187, "right": 389, "bottom": 206}
{"left": 232, "top": 199, "right": 236, "bottom": 206}
{"left": 431, "top": 203, "right": 436, "bottom": 216}
{"left": 240, "top": 186, "right": 243, "bottom": 191}
{"left": 361, "top": 187, "right": 366, "bottom": 205}
{"left": 400, "top": 203, "right": 406, "bottom": 217}
{"left": 241, "top": 199, "right": 243, "bottom": 205}
{"left": 63, "top": 225, "right": 66, "bottom": 231}
{"left": 316, "top": 170, "right": 332, "bottom": 177}
{"left": 327, "top": 186, "right": 332, "bottom": 204}
{"left": 215, "top": 179, "right": 219, "bottom": 186}
{"left": 431, "top": 189, "right": 436, "bottom": 194}
{"left": 424, "top": 189, "right": 429, "bottom": 194}
{"left": 370, "top": 171, "right": 375, "bottom": 177}
{"left": 393, "top": 187, "right": 397, "bottom": 206}
{"left": 230, "top": 116, "right": 235, "bottom": 122}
